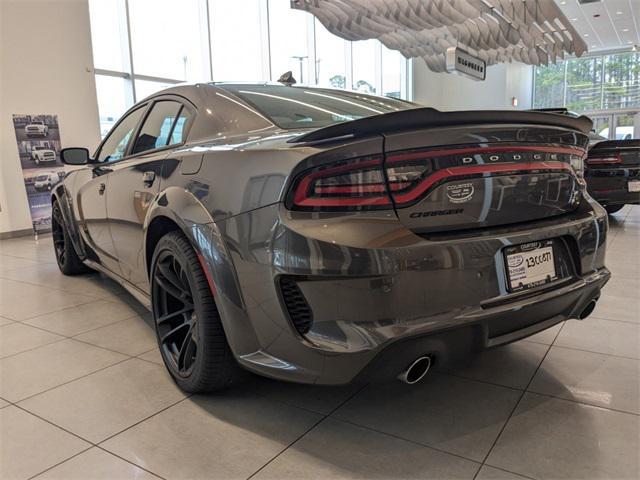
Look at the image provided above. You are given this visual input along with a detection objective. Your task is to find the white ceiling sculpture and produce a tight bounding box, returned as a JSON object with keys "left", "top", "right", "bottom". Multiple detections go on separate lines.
{"left": 291, "top": 0, "right": 587, "bottom": 73}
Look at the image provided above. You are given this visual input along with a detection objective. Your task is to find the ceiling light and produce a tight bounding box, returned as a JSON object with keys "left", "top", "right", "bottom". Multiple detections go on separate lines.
{"left": 623, "top": 28, "right": 630, "bottom": 32}
{"left": 583, "top": 33, "right": 589, "bottom": 37}
{"left": 617, "top": 11, "right": 623, "bottom": 15}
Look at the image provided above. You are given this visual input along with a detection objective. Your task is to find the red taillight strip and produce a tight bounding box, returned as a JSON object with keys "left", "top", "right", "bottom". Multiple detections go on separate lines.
{"left": 292, "top": 158, "right": 383, "bottom": 206}
{"left": 586, "top": 155, "right": 621, "bottom": 165}
{"left": 387, "top": 145, "right": 586, "bottom": 163}
{"left": 313, "top": 182, "right": 411, "bottom": 194}
{"left": 294, "top": 195, "right": 390, "bottom": 207}
{"left": 391, "top": 161, "right": 573, "bottom": 205}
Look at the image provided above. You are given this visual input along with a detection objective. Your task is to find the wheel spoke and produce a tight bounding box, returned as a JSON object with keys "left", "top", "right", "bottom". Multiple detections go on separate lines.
{"left": 155, "top": 275, "right": 190, "bottom": 303}
{"left": 153, "top": 249, "right": 200, "bottom": 376}
{"left": 177, "top": 323, "right": 196, "bottom": 371}
{"left": 156, "top": 305, "right": 193, "bottom": 325}
{"left": 157, "top": 261, "right": 187, "bottom": 293}
{"left": 160, "top": 321, "right": 190, "bottom": 345}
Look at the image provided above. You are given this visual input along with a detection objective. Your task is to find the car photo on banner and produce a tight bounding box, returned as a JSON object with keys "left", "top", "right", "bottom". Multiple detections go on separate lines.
{"left": 12, "top": 114, "right": 65, "bottom": 234}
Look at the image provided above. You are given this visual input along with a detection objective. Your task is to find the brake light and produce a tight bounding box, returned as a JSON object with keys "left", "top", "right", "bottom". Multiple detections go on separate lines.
{"left": 288, "top": 156, "right": 393, "bottom": 210}
{"left": 385, "top": 145, "right": 583, "bottom": 207}
{"left": 287, "top": 145, "right": 585, "bottom": 211}
{"left": 586, "top": 155, "right": 621, "bottom": 165}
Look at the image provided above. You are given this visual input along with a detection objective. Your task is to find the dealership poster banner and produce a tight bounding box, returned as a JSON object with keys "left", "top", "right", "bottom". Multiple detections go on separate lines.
{"left": 12, "top": 114, "right": 65, "bottom": 234}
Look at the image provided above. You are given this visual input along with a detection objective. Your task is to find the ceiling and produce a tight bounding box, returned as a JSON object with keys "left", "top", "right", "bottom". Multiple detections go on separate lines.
{"left": 293, "top": 0, "right": 587, "bottom": 72}
{"left": 557, "top": 0, "right": 640, "bottom": 52}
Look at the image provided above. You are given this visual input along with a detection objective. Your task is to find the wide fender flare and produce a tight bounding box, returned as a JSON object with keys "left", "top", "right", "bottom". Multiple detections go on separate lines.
{"left": 52, "top": 183, "right": 85, "bottom": 257}
{"left": 144, "top": 187, "right": 250, "bottom": 343}
{"left": 143, "top": 187, "right": 217, "bottom": 271}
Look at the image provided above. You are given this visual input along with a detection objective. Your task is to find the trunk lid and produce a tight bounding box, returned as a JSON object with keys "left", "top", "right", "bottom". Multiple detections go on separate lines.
{"left": 383, "top": 125, "right": 588, "bottom": 234}
{"left": 287, "top": 108, "right": 590, "bottom": 234}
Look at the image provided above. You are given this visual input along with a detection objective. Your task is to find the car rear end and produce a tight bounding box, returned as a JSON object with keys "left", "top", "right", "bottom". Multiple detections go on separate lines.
{"left": 585, "top": 139, "right": 640, "bottom": 210}
{"left": 204, "top": 91, "right": 610, "bottom": 385}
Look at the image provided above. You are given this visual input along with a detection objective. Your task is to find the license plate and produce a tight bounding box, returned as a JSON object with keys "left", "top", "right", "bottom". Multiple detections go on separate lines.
{"left": 628, "top": 180, "right": 640, "bottom": 192}
{"left": 504, "top": 240, "right": 558, "bottom": 292}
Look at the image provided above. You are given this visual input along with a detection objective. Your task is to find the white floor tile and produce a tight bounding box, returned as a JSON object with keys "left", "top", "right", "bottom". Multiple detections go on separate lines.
{"left": 528, "top": 346, "right": 640, "bottom": 414}
{"left": 254, "top": 418, "right": 479, "bottom": 479}
{"left": 33, "top": 447, "right": 161, "bottom": 480}
{"left": 0, "top": 406, "right": 90, "bottom": 480}
{"left": 20, "top": 358, "right": 186, "bottom": 443}
{"left": 333, "top": 373, "right": 522, "bottom": 462}
{"left": 0, "top": 339, "right": 127, "bottom": 402}
{"left": 487, "top": 393, "right": 640, "bottom": 480}
{"left": 102, "top": 393, "right": 322, "bottom": 480}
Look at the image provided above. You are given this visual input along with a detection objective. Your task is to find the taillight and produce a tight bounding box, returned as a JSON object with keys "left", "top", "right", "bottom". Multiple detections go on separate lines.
{"left": 385, "top": 145, "right": 583, "bottom": 207}
{"left": 586, "top": 155, "right": 621, "bottom": 165}
{"left": 288, "top": 156, "right": 393, "bottom": 210}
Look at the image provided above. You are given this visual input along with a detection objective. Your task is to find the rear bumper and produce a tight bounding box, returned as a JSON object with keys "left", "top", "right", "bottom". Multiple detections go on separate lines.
{"left": 356, "top": 267, "right": 608, "bottom": 383}
{"left": 196, "top": 197, "right": 609, "bottom": 385}
{"left": 589, "top": 190, "right": 640, "bottom": 207}
{"left": 586, "top": 168, "right": 640, "bottom": 206}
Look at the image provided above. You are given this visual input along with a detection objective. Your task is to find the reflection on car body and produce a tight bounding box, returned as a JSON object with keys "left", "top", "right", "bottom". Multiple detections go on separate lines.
{"left": 52, "top": 83, "right": 609, "bottom": 392}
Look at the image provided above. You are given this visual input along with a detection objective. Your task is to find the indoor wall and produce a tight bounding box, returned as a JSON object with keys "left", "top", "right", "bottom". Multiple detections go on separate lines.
{"left": 412, "top": 59, "right": 533, "bottom": 111}
{"left": 0, "top": 0, "right": 101, "bottom": 236}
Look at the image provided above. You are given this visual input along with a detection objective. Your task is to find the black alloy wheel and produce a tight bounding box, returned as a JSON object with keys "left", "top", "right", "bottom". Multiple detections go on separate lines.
{"left": 51, "top": 202, "right": 88, "bottom": 275}
{"left": 151, "top": 231, "right": 237, "bottom": 392}
{"left": 52, "top": 204, "right": 66, "bottom": 266}
{"left": 153, "top": 249, "right": 200, "bottom": 376}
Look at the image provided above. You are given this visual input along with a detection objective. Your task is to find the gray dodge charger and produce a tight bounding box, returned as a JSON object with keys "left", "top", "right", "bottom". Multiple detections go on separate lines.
{"left": 54, "top": 83, "right": 610, "bottom": 392}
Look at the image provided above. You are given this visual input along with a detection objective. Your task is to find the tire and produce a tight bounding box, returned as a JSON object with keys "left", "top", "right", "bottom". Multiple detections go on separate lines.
{"left": 51, "top": 201, "right": 90, "bottom": 275}
{"left": 35, "top": 158, "right": 40, "bottom": 165}
{"left": 605, "top": 204, "right": 624, "bottom": 215}
{"left": 151, "top": 231, "right": 238, "bottom": 393}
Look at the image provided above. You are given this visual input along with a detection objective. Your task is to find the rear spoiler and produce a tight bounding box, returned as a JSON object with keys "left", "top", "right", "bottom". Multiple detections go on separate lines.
{"left": 528, "top": 107, "right": 574, "bottom": 116}
{"left": 589, "top": 139, "right": 640, "bottom": 152}
{"left": 289, "top": 107, "right": 593, "bottom": 144}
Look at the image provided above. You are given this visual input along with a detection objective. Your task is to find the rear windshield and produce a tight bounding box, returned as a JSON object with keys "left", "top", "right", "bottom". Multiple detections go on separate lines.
{"left": 219, "top": 85, "right": 416, "bottom": 129}
{"left": 36, "top": 175, "right": 48, "bottom": 181}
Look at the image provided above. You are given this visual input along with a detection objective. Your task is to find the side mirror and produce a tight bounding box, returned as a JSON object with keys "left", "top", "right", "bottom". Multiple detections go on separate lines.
{"left": 60, "top": 147, "right": 91, "bottom": 165}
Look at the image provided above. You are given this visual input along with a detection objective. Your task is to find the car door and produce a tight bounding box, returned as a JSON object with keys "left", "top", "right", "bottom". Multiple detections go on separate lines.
{"left": 106, "top": 98, "right": 194, "bottom": 293}
{"left": 76, "top": 105, "right": 147, "bottom": 275}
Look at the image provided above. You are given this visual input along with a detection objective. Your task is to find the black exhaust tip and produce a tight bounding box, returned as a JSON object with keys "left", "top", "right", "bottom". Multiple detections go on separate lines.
{"left": 579, "top": 299, "right": 597, "bottom": 320}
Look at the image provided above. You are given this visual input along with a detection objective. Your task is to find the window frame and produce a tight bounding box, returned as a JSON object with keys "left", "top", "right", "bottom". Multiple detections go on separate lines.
{"left": 93, "top": 102, "right": 150, "bottom": 163}
{"left": 129, "top": 99, "right": 192, "bottom": 155}
{"left": 93, "top": 94, "right": 196, "bottom": 164}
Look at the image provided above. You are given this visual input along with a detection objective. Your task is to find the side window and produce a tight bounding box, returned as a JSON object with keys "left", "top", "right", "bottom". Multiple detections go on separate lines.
{"left": 169, "top": 108, "right": 192, "bottom": 145}
{"left": 131, "top": 101, "right": 184, "bottom": 155}
{"left": 96, "top": 106, "right": 146, "bottom": 163}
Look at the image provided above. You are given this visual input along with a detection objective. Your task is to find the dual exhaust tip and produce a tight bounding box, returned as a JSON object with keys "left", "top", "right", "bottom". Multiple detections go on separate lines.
{"left": 397, "top": 299, "right": 598, "bottom": 385}
{"left": 398, "top": 355, "right": 432, "bottom": 384}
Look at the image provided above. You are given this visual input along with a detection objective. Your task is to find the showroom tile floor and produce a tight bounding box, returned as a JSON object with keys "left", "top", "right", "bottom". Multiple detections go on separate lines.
{"left": 1, "top": 207, "right": 639, "bottom": 480}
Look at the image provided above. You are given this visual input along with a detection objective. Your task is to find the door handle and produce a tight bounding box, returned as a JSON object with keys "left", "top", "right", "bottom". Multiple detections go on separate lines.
{"left": 98, "top": 183, "right": 106, "bottom": 195}
{"left": 142, "top": 171, "right": 156, "bottom": 187}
